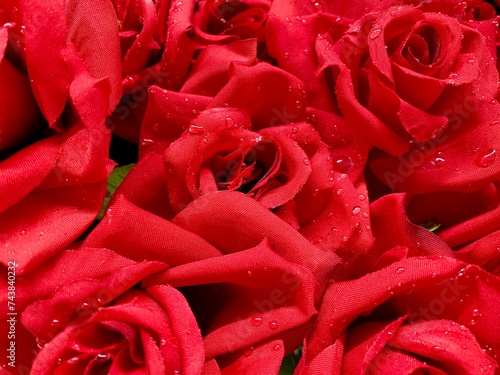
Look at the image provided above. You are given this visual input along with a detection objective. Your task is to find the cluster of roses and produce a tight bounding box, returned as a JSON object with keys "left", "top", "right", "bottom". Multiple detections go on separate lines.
{"left": 1, "top": 0, "right": 500, "bottom": 373}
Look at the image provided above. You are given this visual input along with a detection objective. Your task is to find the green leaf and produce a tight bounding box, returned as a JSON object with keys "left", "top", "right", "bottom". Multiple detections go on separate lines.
{"left": 279, "top": 346, "right": 303, "bottom": 375}
{"left": 420, "top": 219, "right": 441, "bottom": 232}
{"left": 97, "top": 163, "right": 135, "bottom": 220}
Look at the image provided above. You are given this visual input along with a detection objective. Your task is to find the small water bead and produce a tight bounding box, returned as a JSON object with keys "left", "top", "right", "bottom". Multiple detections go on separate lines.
{"left": 336, "top": 188, "right": 344, "bottom": 195}
{"left": 273, "top": 343, "right": 282, "bottom": 351}
{"left": 430, "top": 157, "right": 445, "bottom": 168}
{"left": 243, "top": 347, "right": 254, "bottom": 357}
{"left": 225, "top": 117, "right": 234, "bottom": 127}
{"left": 269, "top": 321, "right": 278, "bottom": 330}
{"left": 369, "top": 28, "right": 382, "bottom": 40}
{"left": 362, "top": 212, "right": 369, "bottom": 218}
{"left": 351, "top": 206, "right": 361, "bottom": 215}
{"left": 67, "top": 357, "right": 80, "bottom": 364}
{"left": 95, "top": 353, "right": 110, "bottom": 362}
{"left": 250, "top": 314, "right": 263, "bottom": 327}
{"left": 432, "top": 345, "right": 445, "bottom": 352}
{"left": 471, "top": 308, "right": 480, "bottom": 317}
{"left": 475, "top": 149, "right": 497, "bottom": 168}
{"left": 334, "top": 156, "right": 353, "bottom": 173}
{"left": 303, "top": 158, "right": 310, "bottom": 165}
{"left": 395, "top": 267, "right": 405, "bottom": 274}
{"left": 51, "top": 319, "right": 61, "bottom": 327}
{"left": 188, "top": 124, "right": 204, "bottom": 134}
{"left": 490, "top": 120, "right": 499, "bottom": 126}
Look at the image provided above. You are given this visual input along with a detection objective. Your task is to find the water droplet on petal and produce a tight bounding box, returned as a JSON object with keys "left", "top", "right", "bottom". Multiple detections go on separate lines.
{"left": 352, "top": 206, "right": 361, "bottom": 215}
{"left": 432, "top": 345, "right": 445, "bottom": 352}
{"left": 188, "top": 124, "right": 204, "bottom": 135}
{"left": 303, "top": 158, "right": 310, "bottom": 165}
{"left": 490, "top": 120, "right": 499, "bottom": 126}
{"left": 334, "top": 156, "right": 353, "bottom": 173}
{"left": 336, "top": 189, "right": 344, "bottom": 195}
{"left": 51, "top": 319, "right": 61, "bottom": 327}
{"left": 476, "top": 149, "right": 496, "bottom": 168}
{"left": 273, "top": 343, "right": 282, "bottom": 351}
{"left": 430, "top": 157, "right": 445, "bottom": 168}
{"left": 395, "top": 267, "right": 405, "bottom": 274}
{"left": 243, "top": 346, "right": 254, "bottom": 356}
{"left": 250, "top": 314, "right": 263, "bottom": 327}
{"left": 471, "top": 308, "right": 480, "bottom": 317}
{"left": 80, "top": 302, "right": 90, "bottom": 311}
{"left": 269, "top": 321, "right": 278, "bottom": 330}
{"left": 20, "top": 230, "right": 26, "bottom": 235}
{"left": 95, "top": 353, "right": 110, "bottom": 362}
{"left": 160, "top": 339, "right": 167, "bottom": 347}
{"left": 71, "top": 342, "right": 81, "bottom": 351}
{"left": 67, "top": 357, "right": 79, "bottom": 364}
{"left": 225, "top": 117, "right": 234, "bottom": 127}
{"left": 369, "top": 28, "right": 382, "bottom": 40}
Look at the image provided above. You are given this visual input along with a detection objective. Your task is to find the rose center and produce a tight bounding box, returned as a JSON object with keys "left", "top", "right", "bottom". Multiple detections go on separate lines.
{"left": 402, "top": 26, "right": 441, "bottom": 66}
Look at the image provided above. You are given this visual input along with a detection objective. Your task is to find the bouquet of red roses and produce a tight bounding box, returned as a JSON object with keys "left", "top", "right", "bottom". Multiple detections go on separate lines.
{"left": 1, "top": 0, "right": 500, "bottom": 373}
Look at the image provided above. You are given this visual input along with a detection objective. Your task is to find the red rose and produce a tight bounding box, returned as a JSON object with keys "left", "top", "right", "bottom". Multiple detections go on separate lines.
{"left": 326, "top": 4, "right": 500, "bottom": 194}
{"left": 0, "top": 246, "right": 206, "bottom": 374}
{"left": 297, "top": 256, "right": 500, "bottom": 374}
{"left": 0, "top": 0, "right": 120, "bottom": 274}
{"left": 83, "top": 193, "right": 336, "bottom": 371}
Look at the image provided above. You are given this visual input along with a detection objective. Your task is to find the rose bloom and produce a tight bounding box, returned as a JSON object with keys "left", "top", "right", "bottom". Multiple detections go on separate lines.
{"left": 296, "top": 256, "right": 500, "bottom": 374}
{"left": 82, "top": 192, "right": 329, "bottom": 372}
{"left": 267, "top": 0, "right": 500, "bottom": 194}
{"left": 107, "top": 0, "right": 275, "bottom": 142}
{"left": 118, "top": 44, "right": 374, "bottom": 261}
{"left": 0, "top": 1, "right": 119, "bottom": 273}
{"left": 341, "top": 2, "right": 500, "bottom": 194}
{"left": 0, "top": 246, "right": 207, "bottom": 374}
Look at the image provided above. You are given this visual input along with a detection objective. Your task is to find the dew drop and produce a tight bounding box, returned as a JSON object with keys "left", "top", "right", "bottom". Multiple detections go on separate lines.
{"left": 471, "top": 308, "right": 480, "bottom": 317}
{"left": 432, "top": 345, "right": 445, "bottom": 352}
{"left": 188, "top": 124, "right": 204, "bottom": 135}
{"left": 475, "top": 149, "right": 496, "bottom": 168}
{"left": 273, "top": 343, "right": 282, "bottom": 351}
{"left": 336, "top": 188, "right": 344, "bottom": 195}
{"left": 250, "top": 314, "right": 263, "bottom": 327}
{"left": 303, "top": 158, "right": 310, "bottom": 165}
{"left": 51, "top": 319, "right": 61, "bottom": 327}
{"left": 269, "top": 321, "right": 278, "bottom": 330}
{"left": 20, "top": 230, "right": 26, "bottom": 235}
{"left": 362, "top": 212, "right": 369, "bottom": 218}
{"left": 395, "top": 267, "right": 405, "bottom": 274}
{"left": 351, "top": 206, "right": 361, "bottom": 215}
{"left": 160, "top": 339, "right": 167, "bottom": 347}
{"left": 71, "top": 342, "right": 81, "bottom": 351}
{"left": 430, "top": 157, "right": 445, "bottom": 168}
{"left": 225, "top": 117, "right": 234, "bottom": 127}
{"left": 67, "top": 357, "right": 79, "bottom": 364}
{"left": 95, "top": 353, "right": 110, "bottom": 362}
{"left": 369, "top": 28, "right": 382, "bottom": 40}
{"left": 247, "top": 270, "right": 253, "bottom": 276}
{"left": 80, "top": 302, "right": 90, "bottom": 311}
{"left": 243, "top": 346, "right": 254, "bottom": 357}
{"left": 334, "top": 156, "right": 353, "bottom": 173}
{"left": 490, "top": 120, "right": 500, "bottom": 126}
